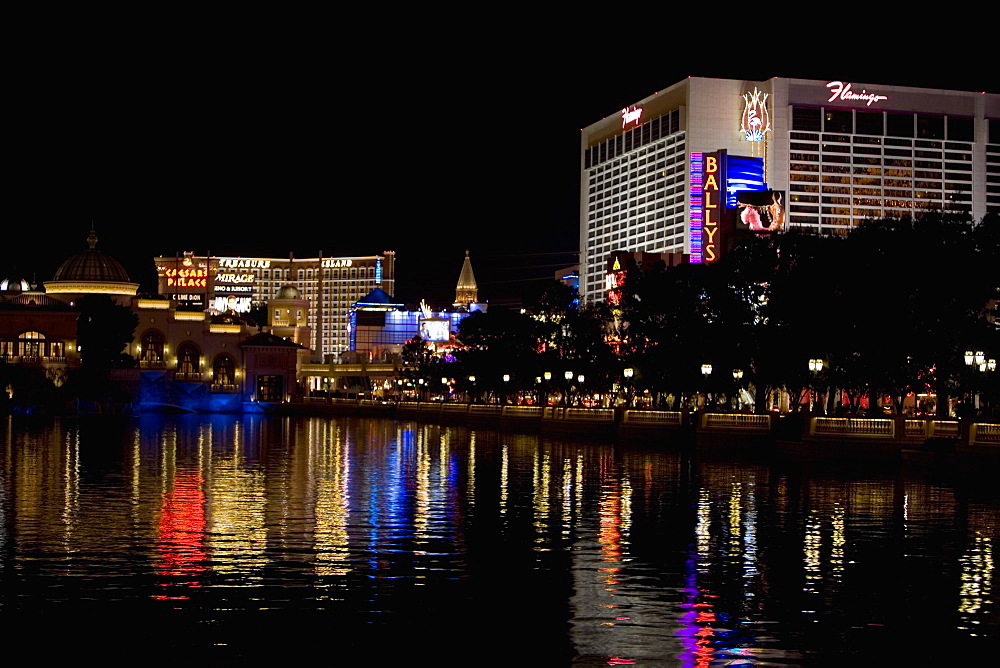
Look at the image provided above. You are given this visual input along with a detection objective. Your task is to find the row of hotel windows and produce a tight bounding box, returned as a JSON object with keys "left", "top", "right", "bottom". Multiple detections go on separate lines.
{"left": 136, "top": 332, "right": 238, "bottom": 384}
{"left": 584, "top": 110, "right": 682, "bottom": 169}
{"left": 791, "top": 107, "right": 1000, "bottom": 142}
{"left": 0, "top": 331, "right": 242, "bottom": 387}
{"left": 0, "top": 332, "right": 65, "bottom": 358}
{"left": 588, "top": 139, "right": 686, "bottom": 188}
{"left": 258, "top": 267, "right": 380, "bottom": 280}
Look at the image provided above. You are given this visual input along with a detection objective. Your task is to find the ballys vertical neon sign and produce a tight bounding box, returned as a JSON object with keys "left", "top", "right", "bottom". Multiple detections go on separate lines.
{"left": 702, "top": 154, "right": 720, "bottom": 263}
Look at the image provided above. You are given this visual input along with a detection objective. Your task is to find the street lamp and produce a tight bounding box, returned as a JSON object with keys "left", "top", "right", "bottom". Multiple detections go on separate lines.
{"left": 732, "top": 369, "right": 744, "bottom": 411}
{"left": 701, "top": 364, "right": 712, "bottom": 410}
{"left": 965, "top": 350, "right": 995, "bottom": 412}
{"left": 808, "top": 358, "right": 824, "bottom": 413}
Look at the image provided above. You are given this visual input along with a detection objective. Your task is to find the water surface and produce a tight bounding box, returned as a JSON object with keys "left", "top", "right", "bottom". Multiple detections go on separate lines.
{"left": 0, "top": 415, "right": 996, "bottom": 664}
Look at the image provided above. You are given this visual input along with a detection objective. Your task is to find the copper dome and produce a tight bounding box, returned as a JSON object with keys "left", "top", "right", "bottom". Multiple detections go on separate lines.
{"left": 52, "top": 230, "right": 131, "bottom": 283}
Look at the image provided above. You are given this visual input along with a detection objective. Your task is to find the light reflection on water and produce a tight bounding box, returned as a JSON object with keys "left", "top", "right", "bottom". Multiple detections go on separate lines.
{"left": 0, "top": 414, "right": 997, "bottom": 664}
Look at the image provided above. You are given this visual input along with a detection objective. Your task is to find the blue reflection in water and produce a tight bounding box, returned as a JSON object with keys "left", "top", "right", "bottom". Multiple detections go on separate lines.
{"left": 0, "top": 415, "right": 997, "bottom": 664}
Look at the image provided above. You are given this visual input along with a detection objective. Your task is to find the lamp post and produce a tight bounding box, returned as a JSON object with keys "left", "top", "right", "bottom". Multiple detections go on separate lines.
{"left": 808, "top": 358, "right": 824, "bottom": 413}
{"left": 623, "top": 367, "right": 634, "bottom": 408}
{"left": 701, "top": 363, "right": 712, "bottom": 410}
{"left": 732, "top": 369, "right": 744, "bottom": 411}
{"left": 964, "top": 350, "right": 996, "bottom": 413}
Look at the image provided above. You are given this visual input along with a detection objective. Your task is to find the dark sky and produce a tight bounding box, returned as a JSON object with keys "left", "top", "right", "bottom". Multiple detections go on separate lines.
{"left": 6, "top": 31, "right": 994, "bottom": 308}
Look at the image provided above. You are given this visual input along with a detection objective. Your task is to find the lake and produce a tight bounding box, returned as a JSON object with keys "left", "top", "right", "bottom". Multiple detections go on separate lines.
{"left": 0, "top": 414, "right": 996, "bottom": 665}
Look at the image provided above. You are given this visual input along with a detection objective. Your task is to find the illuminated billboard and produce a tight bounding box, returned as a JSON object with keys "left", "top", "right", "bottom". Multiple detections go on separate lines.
{"left": 419, "top": 318, "right": 451, "bottom": 342}
{"left": 736, "top": 190, "right": 786, "bottom": 232}
{"left": 213, "top": 295, "right": 252, "bottom": 313}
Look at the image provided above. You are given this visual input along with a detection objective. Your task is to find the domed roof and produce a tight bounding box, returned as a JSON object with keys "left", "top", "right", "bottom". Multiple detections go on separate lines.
{"left": 276, "top": 284, "right": 302, "bottom": 299}
{"left": 52, "top": 230, "right": 131, "bottom": 283}
{"left": 0, "top": 276, "right": 30, "bottom": 293}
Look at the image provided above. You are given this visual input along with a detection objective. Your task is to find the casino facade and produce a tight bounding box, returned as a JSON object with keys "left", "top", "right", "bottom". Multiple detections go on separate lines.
{"left": 580, "top": 76, "right": 1000, "bottom": 303}
{"left": 155, "top": 251, "right": 395, "bottom": 361}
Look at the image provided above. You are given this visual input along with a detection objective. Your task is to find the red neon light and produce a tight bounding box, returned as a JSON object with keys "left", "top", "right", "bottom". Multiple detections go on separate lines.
{"left": 826, "top": 81, "right": 888, "bottom": 106}
{"left": 621, "top": 106, "right": 643, "bottom": 128}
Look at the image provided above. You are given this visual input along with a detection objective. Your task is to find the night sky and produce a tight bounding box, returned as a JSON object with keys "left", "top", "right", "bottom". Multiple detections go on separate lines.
{"left": 6, "top": 31, "right": 994, "bottom": 308}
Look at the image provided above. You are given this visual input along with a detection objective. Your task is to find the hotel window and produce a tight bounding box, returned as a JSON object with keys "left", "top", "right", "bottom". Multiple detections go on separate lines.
{"left": 792, "top": 107, "right": 821, "bottom": 132}
{"left": 140, "top": 330, "right": 165, "bottom": 363}
{"left": 887, "top": 113, "right": 914, "bottom": 138}
{"left": 18, "top": 331, "right": 44, "bottom": 358}
{"left": 257, "top": 376, "right": 284, "bottom": 401}
{"left": 917, "top": 115, "right": 945, "bottom": 140}
{"left": 213, "top": 355, "right": 236, "bottom": 387}
{"left": 824, "top": 110, "right": 852, "bottom": 134}
{"left": 177, "top": 343, "right": 200, "bottom": 375}
{"left": 854, "top": 111, "right": 883, "bottom": 136}
{"left": 947, "top": 117, "right": 974, "bottom": 142}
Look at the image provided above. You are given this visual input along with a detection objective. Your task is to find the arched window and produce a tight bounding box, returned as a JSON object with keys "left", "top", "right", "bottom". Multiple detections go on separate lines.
{"left": 140, "top": 330, "right": 165, "bottom": 363}
{"left": 177, "top": 343, "right": 200, "bottom": 375}
{"left": 18, "top": 331, "right": 45, "bottom": 358}
{"left": 213, "top": 355, "right": 236, "bottom": 387}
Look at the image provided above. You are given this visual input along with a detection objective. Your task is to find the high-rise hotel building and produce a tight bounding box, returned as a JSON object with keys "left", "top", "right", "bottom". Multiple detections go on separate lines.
{"left": 580, "top": 76, "right": 999, "bottom": 302}
{"left": 155, "top": 251, "right": 395, "bottom": 361}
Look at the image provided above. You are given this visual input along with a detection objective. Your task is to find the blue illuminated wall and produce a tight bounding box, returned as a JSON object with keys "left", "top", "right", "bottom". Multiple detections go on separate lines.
{"left": 724, "top": 155, "right": 766, "bottom": 208}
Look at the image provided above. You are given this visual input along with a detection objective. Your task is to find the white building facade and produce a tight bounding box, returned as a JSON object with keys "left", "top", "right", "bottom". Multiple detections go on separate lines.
{"left": 156, "top": 251, "right": 396, "bottom": 361}
{"left": 580, "top": 77, "right": 1000, "bottom": 302}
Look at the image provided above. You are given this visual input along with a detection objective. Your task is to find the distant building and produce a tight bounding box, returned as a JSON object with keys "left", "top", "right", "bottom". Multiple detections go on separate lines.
{"left": 2, "top": 231, "right": 301, "bottom": 413}
{"left": 580, "top": 76, "right": 1000, "bottom": 302}
{"left": 155, "top": 250, "right": 396, "bottom": 360}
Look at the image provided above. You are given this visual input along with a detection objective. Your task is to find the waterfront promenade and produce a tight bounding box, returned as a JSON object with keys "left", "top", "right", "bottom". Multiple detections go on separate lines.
{"left": 283, "top": 397, "right": 1000, "bottom": 460}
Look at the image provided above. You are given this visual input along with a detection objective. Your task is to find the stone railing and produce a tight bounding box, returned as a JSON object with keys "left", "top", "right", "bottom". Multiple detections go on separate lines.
{"left": 930, "top": 421, "right": 960, "bottom": 438}
{"left": 702, "top": 413, "right": 771, "bottom": 431}
{"left": 971, "top": 423, "right": 1000, "bottom": 444}
{"left": 469, "top": 405, "right": 502, "bottom": 416}
{"left": 811, "top": 417, "right": 895, "bottom": 438}
{"left": 502, "top": 405, "right": 543, "bottom": 418}
{"left": 622, "top": 410, "right": 683, "bottom": 426}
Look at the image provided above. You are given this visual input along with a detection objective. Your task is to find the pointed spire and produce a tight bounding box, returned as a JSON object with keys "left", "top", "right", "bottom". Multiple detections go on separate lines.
{"left": 454, "top": 250, "right": 478, "bottom": 308}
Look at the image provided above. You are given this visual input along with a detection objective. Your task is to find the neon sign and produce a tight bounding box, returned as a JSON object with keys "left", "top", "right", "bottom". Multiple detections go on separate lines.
{"left": 702, "top": 153, "right": 720, "bottom": 263}
{"left": 216, "top": 273, "right": 255, "bottom": 284}
{"left": 825, "top": 81, "right": 887, "bottom": 106}
{"left": 689, "top": 152, "right": 704, "bottom": 263}
{"left": 621, "top": 106, "right": 643, "bottom": 128}
{"left": 321, "top": 259, "right": 353, "bottom": 268}
{"left": 740, "top": 88, "right": 770, "bottom": 142}
{"left": 218, "top": 258, "right": 270, "bottom": 269}
{"left": 161, "top": 266, "right": 208, "bottom": 288}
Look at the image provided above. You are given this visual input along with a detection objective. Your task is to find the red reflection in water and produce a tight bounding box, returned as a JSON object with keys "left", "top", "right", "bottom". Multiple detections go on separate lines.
{"left": 679, "top": 590, "right": 717, "bottom": 667}
{"left": 152, "top": 469, "right": 207, "bottom": 599}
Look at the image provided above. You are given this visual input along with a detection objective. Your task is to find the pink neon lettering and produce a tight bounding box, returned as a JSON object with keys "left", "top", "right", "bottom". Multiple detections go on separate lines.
{"left": 826, "top": 81, "right": 888, "bottom": 106}
{"left": 621, "top": 106, "right": 643, "bottom": 128}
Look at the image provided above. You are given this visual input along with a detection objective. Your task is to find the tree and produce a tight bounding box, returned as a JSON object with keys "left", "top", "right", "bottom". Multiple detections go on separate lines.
{"left": 76, "top": 295, "right": 138, "bottom": 383}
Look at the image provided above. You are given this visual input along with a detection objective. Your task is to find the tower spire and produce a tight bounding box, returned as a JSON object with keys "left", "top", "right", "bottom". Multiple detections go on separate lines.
{"left": 453, "top": 249, "right": 478, "bottom": 309}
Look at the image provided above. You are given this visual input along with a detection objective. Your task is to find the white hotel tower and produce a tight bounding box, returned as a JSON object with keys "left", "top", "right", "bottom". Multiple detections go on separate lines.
{"left": 579, "top": 76, "right": 999, "bottom": 303}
